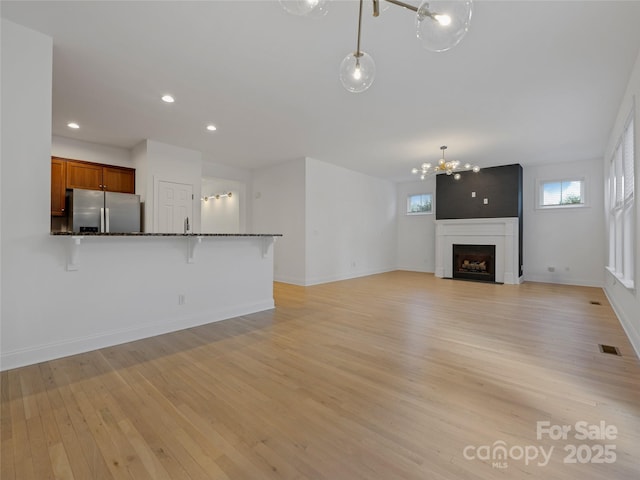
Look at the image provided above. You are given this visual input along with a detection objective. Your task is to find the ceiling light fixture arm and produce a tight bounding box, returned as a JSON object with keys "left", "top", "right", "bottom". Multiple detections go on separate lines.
{"left": 356, "top": 0, "right": 364, "bottom": 57}
{"left": 380, "top": 0, "right": 441, "bottom": 23}
{"left": 382, "top": 0, "right": 419, "bottom": 14}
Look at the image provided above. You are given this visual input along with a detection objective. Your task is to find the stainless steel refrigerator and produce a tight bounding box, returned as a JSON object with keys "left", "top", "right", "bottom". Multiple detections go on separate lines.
{"left": 68, "top": 189, "right": 141, "bottom": 233}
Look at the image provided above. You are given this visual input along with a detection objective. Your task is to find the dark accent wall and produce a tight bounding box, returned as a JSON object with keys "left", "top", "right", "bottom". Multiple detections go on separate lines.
{"left": 436, "top": 164, "right": 522, "bottom": 219}
{"left": 436, "top": 164, "right": 523, "bottom": 277}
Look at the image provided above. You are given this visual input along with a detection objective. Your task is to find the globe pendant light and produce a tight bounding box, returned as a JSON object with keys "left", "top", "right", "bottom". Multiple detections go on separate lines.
{"left": 279, "top": 0, "right": 328, "bottom": 17}
{"left": 339, "top": 0, "right": 376, "bottom": 93}
{"left": 281, "top": 0, "right": 473, "bottom": 92}
{"left": 416, "top": 0, "right": 473, "bottom": 52}
{"left": 339, "top": 51, "right": 376, "bottom": 93}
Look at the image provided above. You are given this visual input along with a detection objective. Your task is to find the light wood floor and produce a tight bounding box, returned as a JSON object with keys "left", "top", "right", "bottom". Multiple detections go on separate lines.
{"left": 2, "top": 272, "right": 639, "bottom": 479}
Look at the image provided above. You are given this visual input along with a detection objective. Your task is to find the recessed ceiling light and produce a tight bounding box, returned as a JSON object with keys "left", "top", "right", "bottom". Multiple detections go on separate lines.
{"left": 206, "top": 124, "right": 217, "bottom": 131}
{"left": 67, "top": 122, "right": 80, "bottom": 129}
{"left": 161, "top": 95, "right": 175, "bottom": 103}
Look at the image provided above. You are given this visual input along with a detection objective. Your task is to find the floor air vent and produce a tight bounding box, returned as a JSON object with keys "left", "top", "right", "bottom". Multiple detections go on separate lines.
{"left": 590, "top": 301, "right": 602, "bottom": 305}
{"left": 598, "top": 344, "right": 621, "bottom": 356}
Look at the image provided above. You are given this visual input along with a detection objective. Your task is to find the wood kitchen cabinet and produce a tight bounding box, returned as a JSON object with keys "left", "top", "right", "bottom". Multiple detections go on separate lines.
{"left": 102, "top": 166, "right": 135, "bottom": 193}
{"left": 66, "top": 160, "right": 103, "bottom": 190}
{"left": 63, "top": 159, "right": 135, "bottom": 194}
{"left": 50, "top": 157, "right": 67, "bottom": 216}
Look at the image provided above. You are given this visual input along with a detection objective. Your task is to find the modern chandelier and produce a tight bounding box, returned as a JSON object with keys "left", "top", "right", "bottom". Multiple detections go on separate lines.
{"left": 280, "top": 0, "right": 473, "bottom": 93}
{"left": 412, "top": 145, "right": 480, "bottom": 180}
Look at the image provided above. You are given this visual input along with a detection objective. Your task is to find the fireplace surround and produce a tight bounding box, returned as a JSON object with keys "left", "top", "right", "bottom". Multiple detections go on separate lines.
{"left": 435, "top": 217, "right": 522, "bottom": 284}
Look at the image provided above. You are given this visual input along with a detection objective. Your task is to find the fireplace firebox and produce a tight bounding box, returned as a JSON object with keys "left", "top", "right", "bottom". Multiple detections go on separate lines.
{"left": 452, "top": 244, "right": 496, "bottom": 282}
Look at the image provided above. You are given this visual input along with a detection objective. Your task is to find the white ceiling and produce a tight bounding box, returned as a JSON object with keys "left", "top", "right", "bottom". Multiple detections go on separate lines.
{"left": 2, "top": 0, "right": 640, "bottom": 182}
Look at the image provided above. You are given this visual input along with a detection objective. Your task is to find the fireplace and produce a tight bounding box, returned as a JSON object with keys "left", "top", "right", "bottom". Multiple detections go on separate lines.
{"left": 452, "top": 244, "right": 496, "bottom": 282}
{"left": 435, "top": 218, "right": 522, "bottom": 284}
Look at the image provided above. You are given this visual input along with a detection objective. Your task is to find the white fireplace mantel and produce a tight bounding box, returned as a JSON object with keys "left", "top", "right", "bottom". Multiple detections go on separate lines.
{"left": 435, "top": 217, "right": 522, "bottom": 284}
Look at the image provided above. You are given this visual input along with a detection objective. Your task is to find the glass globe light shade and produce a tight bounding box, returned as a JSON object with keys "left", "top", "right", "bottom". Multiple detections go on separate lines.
{"left": 472, "top": 165, "right": 480, "bottom": 173}
{"left": 454, "top": 173, "right": 461, "bottom": 180}
{"left": 339, "top": 51, "right": 376, "bottom": 93}
{"left": 416, "top": 0, "right": 473, "bottom": 52}
{"left": 279, "top": 0, "right": 328, "bottom": 17}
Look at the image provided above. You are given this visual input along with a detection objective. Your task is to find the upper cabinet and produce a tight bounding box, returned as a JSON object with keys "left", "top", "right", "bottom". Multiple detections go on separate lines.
{"left": 51, "top": 157, "right": 67, "bottom": 216}
{"left": 62, "top": 159, "right": 135, "bottom": 194}
{"left": 102, "top": 165, "right": 135, "bottom": 193}
{"left": 66, "top": 160, "right": 103, "bottom": 190}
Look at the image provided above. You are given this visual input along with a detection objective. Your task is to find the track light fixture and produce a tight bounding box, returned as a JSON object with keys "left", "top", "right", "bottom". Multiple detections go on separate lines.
{"left": 203, "top": 192, "right": 233, "bottom": 201}
{"left": 281, "top": 0, "right": 473, "bottom": 93}
{"left": 411, "top": 145, "right": 479, "bottom": 180}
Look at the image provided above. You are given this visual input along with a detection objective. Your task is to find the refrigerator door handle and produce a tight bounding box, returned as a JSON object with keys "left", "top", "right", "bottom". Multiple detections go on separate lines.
{"left": 105, "top": 207, "right": 110, "bottom": 233}
{"left": 100, "top": 207, "right": 105, "bottom": 233}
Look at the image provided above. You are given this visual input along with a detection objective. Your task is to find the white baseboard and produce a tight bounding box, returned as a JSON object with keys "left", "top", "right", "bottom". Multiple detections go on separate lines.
{"left": 603, "top": 289, "right": 640, "bottom": 360}
{"left": 274, "top": 274, "right": 307, "bottom": 286}
{"left": 303, "top": 267, "right": 396, "bottom": 286}
{"left": 523, "top": 274, "right": 603, "bottom": 288}
{"left": 395, "top": 264, "right": 434, "bottom": 274}
{"left": 0, "top": 299, "right": 274, "bottom": 371}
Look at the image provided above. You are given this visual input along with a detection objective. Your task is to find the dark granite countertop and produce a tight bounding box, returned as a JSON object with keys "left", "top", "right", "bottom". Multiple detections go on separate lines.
{"left": 51, "top": 232, "right": 282, "bottom": 237}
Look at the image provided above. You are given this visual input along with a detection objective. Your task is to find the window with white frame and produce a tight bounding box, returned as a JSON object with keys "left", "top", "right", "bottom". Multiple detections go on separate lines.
{"left": 538, "top": 179, "right": 585, "bottom": 208}
{"left": 407, "top": 193, "right": 433, "bottom": 214}
{"left": 607, "top": 108, "right": 635, "bottom": 289}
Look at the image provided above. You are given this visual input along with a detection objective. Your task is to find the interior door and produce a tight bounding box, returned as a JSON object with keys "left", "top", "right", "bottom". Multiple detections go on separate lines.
{"left": 157, "top": 181, "right": 193, "bottom": 233}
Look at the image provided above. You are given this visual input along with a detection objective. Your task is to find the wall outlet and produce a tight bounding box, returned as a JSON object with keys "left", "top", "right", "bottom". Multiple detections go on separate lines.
{"left": 471, "top": 191, "right": 476, "bottom": 198}
{"left": 178, "top": 294, "right": 185, "bottom": 305}
{"left": 483, "top": 198, "right": 489, "bottom": 204}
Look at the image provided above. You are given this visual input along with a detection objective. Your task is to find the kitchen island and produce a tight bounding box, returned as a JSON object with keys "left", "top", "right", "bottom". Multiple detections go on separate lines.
{"left": 2, "top": 232, "right": 281, "bottom": 369}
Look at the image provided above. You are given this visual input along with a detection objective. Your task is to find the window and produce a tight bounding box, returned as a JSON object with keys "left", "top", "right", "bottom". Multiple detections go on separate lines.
{"left": 607, "top": 108, "right": 635, "bottom": 289}
{"left": 407, "top": 193, "right": 433, "bottom": 214}
{"left": 539, "top": 179, "right": 585, "bottom": 207}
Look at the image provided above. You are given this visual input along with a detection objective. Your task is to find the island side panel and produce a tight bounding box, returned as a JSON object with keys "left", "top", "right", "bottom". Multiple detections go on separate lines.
{"left": 1, "top": 236, "right": 275, "bottom": 370}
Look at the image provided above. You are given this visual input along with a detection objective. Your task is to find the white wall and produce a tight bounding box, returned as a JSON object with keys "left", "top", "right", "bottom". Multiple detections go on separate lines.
{"left": 305, "top": 158, "right": 397, "bottom": 285}
{"left": 201, "top": 158, "right": 253, "bottom": 184}
{"left": 201, "top": 160, "right": 253, "bottom": 231}
{"left": 134, "top": 139, "right": 203, "bottom": 233}
{"left": 604, "top": 48, "right": 640, "bottom": 358}
{"left": 251, "top": 157, "right": 396, "bottom": 286}
{"left": 201, "top": 177, "right": 242, "bottom": 233}
{"left": 396, "top": 178, "right": 437, "bottom": 272}
{"left": 252, "top": 159, "right": 306, "bottom": 284}
{"left": 523, "top": 159, "right": 605, "bottom": 287}
{"left": 1, "top": 19, "right": 53, "bottom": 368}
{"left": 52, "top": 135, "right": 131, "bottom": 167}
{"left": 0, "top": 21, "right": 275, "bottom": 371}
